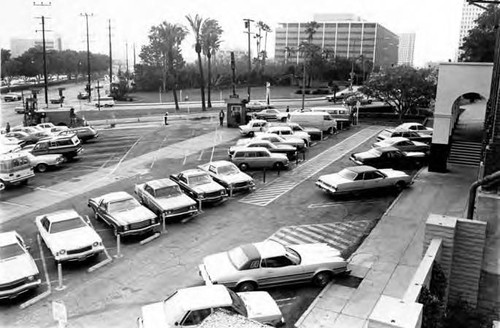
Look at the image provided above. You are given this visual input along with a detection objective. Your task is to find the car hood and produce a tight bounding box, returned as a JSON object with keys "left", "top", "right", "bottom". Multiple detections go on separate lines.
{"left": 191, "top": 182, "right": 224, "bottom": 194}
{"left": 302, "top": 127, "right": 322, "bottom": 133}
{"left": 140, "top": 302, "right": 170, "bottom": 328}
{"left": 220, "top": 172, "right": 253, "bottom": 184}
{"left": 202, "top": 252, "right": 238, "bottom": 282}
{"left": 291, "top": 244, "right": 345, "bottom": 265}
{"left": 378, "top": 169, "right": 409, "bottom": 179}
{"left": 318, "top": 174, "right": 350, "bottom": 187}
{"left": 156, "top": 194, "right": 196, "bottom": 210}
{"left": 0, "top": 254, "right": 39, "bottom": 285}
{"left": 352, "top": 151, "right": 377, "bottom": 160}
{"left": 404, "top": 151, "right": 426, "bottom": 158}
{"left": 275, "top": 144, "right": 296, "bottom": 151}
{"left": 111, "top": 206, "right": 156, "bottom": 225}
{"left": 50, "top": 226, "right": 102, "bottom": 251}
{"left": 238, "top": 292, "right": 283, "bottom": 323}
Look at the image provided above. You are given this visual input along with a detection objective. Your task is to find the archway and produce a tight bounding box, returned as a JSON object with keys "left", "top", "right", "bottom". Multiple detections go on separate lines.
{"left": 429, "top": 62, "right": 493, "bottom": 172}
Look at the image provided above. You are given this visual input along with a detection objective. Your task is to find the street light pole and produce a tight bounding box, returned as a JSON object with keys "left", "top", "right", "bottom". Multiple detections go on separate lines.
{"left": 244, "top": 18, "right": 254, "bottom": 102}
{"left": 81, "top": 13, "right": 93, "bottom": 103}
{"left": 108, "top": 19, "right": 113, "bottom": 85}
{"left": 33, "top": 2, "right": 51, "bottom": 107}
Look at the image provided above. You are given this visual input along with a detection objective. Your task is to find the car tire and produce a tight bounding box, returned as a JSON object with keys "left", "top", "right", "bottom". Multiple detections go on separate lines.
{"left": 313, "top": 271, "right": 332, "bottom": 287}
{"left": 273, "top": 162, "right": 284, "bottom": 170}
{"left": 281, "top": 117, "right": 287, "bottom": 122}
{"left": 36, "top": 163, "right": 48, "bottom": 173}
{"left": 237, "top": 281, "right": 257, "bottom": 292}
{"left": 327, "top": 127, "right": 334, "bottom": 135}
{"left": 0, "top": 179, "right": 5, "bottom": 191}
{"left": 248, "top": 131, "right": 255, "bottom": 137}
{"left": 395, "top": 181, "right": 407, "bottom": 191}
{"left": 239, "top": 163, "right": 249, "bottom": 171}
{"left": 20, "top": 179, "right": 29, "bottom": 186}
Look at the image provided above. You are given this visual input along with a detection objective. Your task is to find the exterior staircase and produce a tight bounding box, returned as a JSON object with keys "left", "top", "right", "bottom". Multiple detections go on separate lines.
{"left": 448, "top": 140, "right": 482, "bottom": 167}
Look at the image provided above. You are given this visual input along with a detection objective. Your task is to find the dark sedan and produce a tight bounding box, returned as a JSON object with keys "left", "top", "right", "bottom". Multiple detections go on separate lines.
{"left": 58, "top": 126, "right": 99, "bottom": 142}
{"left": 350, "top": 146, "right": 426, "bottom": 169}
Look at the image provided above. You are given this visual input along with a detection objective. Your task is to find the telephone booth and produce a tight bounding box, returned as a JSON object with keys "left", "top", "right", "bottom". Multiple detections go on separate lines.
{"left": 225, "top": 95, "right": 247, "bottom": 128}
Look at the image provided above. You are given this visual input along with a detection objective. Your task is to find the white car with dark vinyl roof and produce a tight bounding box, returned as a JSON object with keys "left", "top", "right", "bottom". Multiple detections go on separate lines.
{"left": 198, "top": 240, "right": 348, "bottom": 292}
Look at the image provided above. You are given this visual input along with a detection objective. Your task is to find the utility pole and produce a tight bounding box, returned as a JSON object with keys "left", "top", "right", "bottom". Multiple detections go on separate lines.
{"left": 108, "top": 19, "right": 113, "bottom": 85}
{"left": 125, "top": 42, "right": 129, "bottom": 76}
{"left": 34, "top": 1, "right": 51, "bottom": 108}
{"left": 80, "top": 13, "right": 93, "bottom": 102}
{"left": 133, "top": 43, "right": 136, "bottom": 73}
{"left": 244, "top": 18, "right": 254, "bottom": 102}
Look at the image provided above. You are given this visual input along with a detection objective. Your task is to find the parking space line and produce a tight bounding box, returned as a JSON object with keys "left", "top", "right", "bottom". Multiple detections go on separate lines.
{"left": 0, "top": 200, "right": 31, "bottom": 208}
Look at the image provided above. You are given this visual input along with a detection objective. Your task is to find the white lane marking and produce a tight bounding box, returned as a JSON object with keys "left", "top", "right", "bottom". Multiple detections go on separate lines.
{"left": 0, "top": 200, "right": 31, "bottom": 208}
{"left": 307, "top": 200, "right": 382, "bottom": 208}
{"left": 27, "top": 186, "right": 71, "bottom": 196}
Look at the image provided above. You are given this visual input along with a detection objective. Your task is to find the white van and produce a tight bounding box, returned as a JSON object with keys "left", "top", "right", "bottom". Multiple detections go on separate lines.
{"left": 0, "top": 152, "right": 35, "bottom": 190}
{"left": 288, "top": 112, "right": 337, "bottom": 134}
{"left": 311, "top": 107, "right": 351, "bottom": 130}
{"left": 95, "top": 96, "right": 115, "bottom": 108}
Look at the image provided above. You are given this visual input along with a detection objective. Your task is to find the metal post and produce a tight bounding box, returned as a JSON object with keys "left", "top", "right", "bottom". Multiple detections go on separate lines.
{"left": 263, "top": 168, "right": 266, "bottom": 183}
{"left": 244, "top": 19, "right": 253, "bottom": 101}
{"left": 229, "top": 185, "right": 233, "bottom": 198}
{"left": 108, "top": 19, "right": 113, "bottom": 86}
{"left": 302, "top": 56, "right": 306, "bottom": 110}
{"left": 162, "top": 214, "right": 167, "bottom": 233}
{"left": 41, "top": 16, "right": 48, "bottom": 107}
{"left": 55, "top": 262, "right": 66, "bottom": 291}
{"left": 114, "top": 234, "right": 123, "bottom": 258}
{"left": 198, "top": 199, "right": 202, "bottom": 212}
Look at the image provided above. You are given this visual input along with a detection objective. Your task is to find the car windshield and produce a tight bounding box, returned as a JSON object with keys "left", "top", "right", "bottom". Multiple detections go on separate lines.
{"left": 188, "top": 174, "right": 212, "bottom": 186}
{"left": 50, "top": 217, "right": 87, "bottom": 233}
{"left": 162, "top": 292, "right": 185, "bottom": 325}
{"left": 228, "top": 247, "right": 251, "bottom": 270}
{"left": 338, "top": 169, "right": 358, "bottom": 181}
{"left": 228, "top": 289, "right": 249, "bottom": 317}
{"left": 285, "top": 246, "right": 301, "bottom": 264}
{"left": 217, "top": 164, "right": 239, "bottom": 175}
{"left": 0, "top": 243, "right": 25, "bottom": 260}
{"left": 155, "top": 185, "right": 182, "bottom": 198}
{"left": 108, "top": 198, "right": 140, "bottom": 213}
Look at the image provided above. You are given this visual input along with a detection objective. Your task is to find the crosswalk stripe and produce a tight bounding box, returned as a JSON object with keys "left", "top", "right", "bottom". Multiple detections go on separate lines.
{"left": 285, "top": 229, "right": 319, "bottom": 244}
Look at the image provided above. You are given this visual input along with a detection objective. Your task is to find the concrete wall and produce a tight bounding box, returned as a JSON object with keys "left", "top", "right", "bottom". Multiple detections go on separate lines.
{"left": 429, "top": 63, "right": 492, "bottom": 173}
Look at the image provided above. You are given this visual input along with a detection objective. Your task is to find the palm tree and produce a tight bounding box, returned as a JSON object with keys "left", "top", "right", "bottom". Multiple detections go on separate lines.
{"left": 201, "top": 19, "right": 223, "bottom": 108}
{"left": 186, "top": 14, "right": 206, "bottom": 111}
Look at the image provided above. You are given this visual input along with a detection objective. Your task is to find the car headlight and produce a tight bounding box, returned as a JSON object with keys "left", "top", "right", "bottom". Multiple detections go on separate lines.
{"left": 220, "top": 190, "right": 225, "bottom": 195}
{"left": 198, "top": 193, "right": 205, "bottom": 199}
{"left": 27, "top": 275, "right": 35, "bottom": 281}
{"left": 190, "top": 205, "right": 196, "bottom": 210}
{"left": 92, "top": 241, "right": 99, "bottom": 247}
{"left": 166, "top": 210, "right": 173, "bottom": 214}
{"left": 150, "top": 218, "right": 156, "bottom": 224}
{"left": 123, "top": 226, "right": 129, "bottom": 231}
{"left": 57, "top": 249, "right": 66, "bottom": 255}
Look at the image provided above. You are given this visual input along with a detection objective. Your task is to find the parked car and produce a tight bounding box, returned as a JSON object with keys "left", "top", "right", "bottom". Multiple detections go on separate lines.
{"left": 95, "top": 96, "right": 115, "bottom": 107}
{"left": 3, "top": 93, "right": 22, "bottom": 102}
{"left": 58, "top": 126, "right": 99, "bottom": 142}
{"left": 254, "top": 109, "right": 288, "bottom": 122}
{"left": 310, "top": 107, "right": 351, "bottom": 130}
{"left": 0, "top": 135, "right": 26, "bottom": 148}
{"left": 88, "top": 192, "right": 160, "bottom": 237}
{"left": 6, "top": 131, "right": 52, "bottom": 145}
{"left": 350, "top": 146, "right": 426, "bottom": 169}
{"left": 15, "top": 106, "right": 25, "bottom": 114}
{"left": 35, "top": 209, "right": 105, "bottom": 262}
{"left": 36, "top": 122, "right": 58, "bottom": 133}
{"left": 263, "top": 126, "right": 311, "bottom": 146}
{"left": 30, "top": 134, "right": 83, "bottom": 160}
{"left": 376, "top": 129, "right": 432, "bottom": 144}
{"left": 288, "top": 112, "right": 337, "bottom": 134}
{"left": 271, "top": 122, "right": 323, "bottom": 140}
{"left": 22, "top": 151, "right": 65, "bottom": 172}
{"left": 138, "top": 285, "right": 285, "bottom": 328}
{"left": 253, "top": 133, "right": 306, "bottom": 150}
{"left": 199, "top": 241, "right": 347, "bottom": 292}
{"left": 395, "top": 122, "right": 434, "bottom": 136}
{"left": 77, "top": 92, "right": 90, "bottom": 100}
{"left": 0, "top": 152, "right": 35, "bottom": 190}
{"left": 316, "top": 165, "right": 413, "bottom": 194}
{"left": 0, "top": 231, "right": 41, "bottom": 299}
{"left": 134, "top": 178, "right": 199, "bottom": 222}
{"left": 325, "top": 86, "right": 360, "bottom": 101}
{"left": 229, "top": 140, "right": 297, "bottom": 160}
{"left": 372, "top": 137, "right": 430, "bottom": 154}
{"left": 229, "top": 147, "right": 289, "bottom": 171}
{"left": 198, "top": 160, "right": 256, "bottom": 193}
{"left": 170, "top": 169, "right": 228, "bottom": 204}
{"left": 238, "top": 119, "right": 269, "bottom": 137}
{"left": 246, "top": 101, "right": 272, "bottom": 111}
{"left": 11, "top": 126, "right": 44, "bottom": 135}
{"left": 343, "top": 93, "right": 373, "bottom": 106}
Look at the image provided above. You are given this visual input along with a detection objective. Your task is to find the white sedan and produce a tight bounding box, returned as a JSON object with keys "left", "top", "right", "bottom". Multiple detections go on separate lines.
{"left": 0, "top": 231, "right": 41, "bottom": 299}
{"left": 198, "top": 161, "right": 255, "bottom": 193}
{"left": 138, "top": 285, "right": 284, "bottom": 328}
{"left": 316, "top": 165, "right": 413, "bottom": 195}
{"left": 199, "top": 241, "right": 348, "bottom": 292}
{"left": 395, "top": 122, "right": 433, "bottom": 136}
{"left": 35, "top": 209, "right": 105, "bottom": 262}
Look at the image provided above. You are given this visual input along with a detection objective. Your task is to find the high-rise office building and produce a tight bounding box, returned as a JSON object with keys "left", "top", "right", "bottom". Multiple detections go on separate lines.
{"left": 10, "top": 37, "right": 62, "bottom": 58}
{"left": 274, "top": 14, "right": 399, "bottom": 69}
{"left": 456, "top": 0, "right": 485, "bottom": 61}
{"left": 398, "top": 33, "right": 416, "bottom": 66}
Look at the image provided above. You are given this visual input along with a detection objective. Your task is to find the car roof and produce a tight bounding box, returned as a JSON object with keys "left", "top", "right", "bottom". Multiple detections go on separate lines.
{"left": 234, "top": 147, "right": 269, "bottom": 153}
{"left": 248, "top": 119, "right": 267, "bottom": 124}
{"left": 345, "top": 165, "right": 378, "bottom": 173}
{"left": 146, "top": 178, "right": 177, "bottom": 189}
{"left": 376, "top": 146, "right": 399, "bottom": 152}
{"left": 181, "top": 168, "right": 208, "bottom": 176}
{"left": 267, "top": 126, "right": 292, "bottom": 131}
{"left": 0, "top": 152, "right": 29, "bottom": 160}
{"left": 38, "top": 209, "right": 81, "bottom": 223}
{"left": 399, "top": 123, "right": 420, "bottom": 128}
{"left": 101, "top": 191, "right": 134, "bottom": 203}
{"left": 253, "top": 241, "right": 286, "bottom": 259}
{"left": 0, "top": 231, "right": 21, "bottom": 247}
{"left": 380, "top": 137, "right": 408, "bottom": 144}
{"left": 172, "top": 285, "right": 232, "bottom": 311}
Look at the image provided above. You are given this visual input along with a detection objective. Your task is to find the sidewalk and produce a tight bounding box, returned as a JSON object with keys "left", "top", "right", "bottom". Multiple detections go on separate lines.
{"left": 295, "top": 165, "right": 479, "bottom": 328}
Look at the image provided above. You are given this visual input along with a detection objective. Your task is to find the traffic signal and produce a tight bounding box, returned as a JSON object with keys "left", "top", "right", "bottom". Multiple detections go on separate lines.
{"left": 244, "top": 21, "right": 249, "bottom": 28}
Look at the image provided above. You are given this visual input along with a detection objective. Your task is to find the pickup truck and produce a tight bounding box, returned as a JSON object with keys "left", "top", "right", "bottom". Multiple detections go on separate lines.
{"left": 170, "top": 169, "right": 228, "bottom": 204}
{"left": 88, "top": 191, "right": 160, "bottom": 237}
{"left": 134, "top": 178, "right": 199, "bottom": 222}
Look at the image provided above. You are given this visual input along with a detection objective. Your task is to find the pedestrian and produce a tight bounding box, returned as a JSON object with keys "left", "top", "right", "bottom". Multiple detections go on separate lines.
{"left": 5, "top": 122, "right": 10, "bottom": 133}
{"left": 286, "top": 106, "right": 290, "bottom": 121}
{"left": 164, "top": 111, "right": 169, "bottom": 125}
{"left": 219, "top": 109, "right": 225, "bottom": 126}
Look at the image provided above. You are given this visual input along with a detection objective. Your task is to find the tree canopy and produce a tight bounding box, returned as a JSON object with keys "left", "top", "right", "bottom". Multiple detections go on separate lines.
{"left": 460, "top": 4, "right": 499, "bottom": 62}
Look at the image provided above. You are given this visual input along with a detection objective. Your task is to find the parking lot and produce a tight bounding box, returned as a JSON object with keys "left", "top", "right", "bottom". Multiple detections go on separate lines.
{"left": 0, "top": 119, "right": 419, "bottom": 327}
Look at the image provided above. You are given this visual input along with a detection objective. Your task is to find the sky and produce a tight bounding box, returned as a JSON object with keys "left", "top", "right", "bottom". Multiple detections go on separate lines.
{"left": 0, "top": 0, "right": 465, "bottom": 68}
